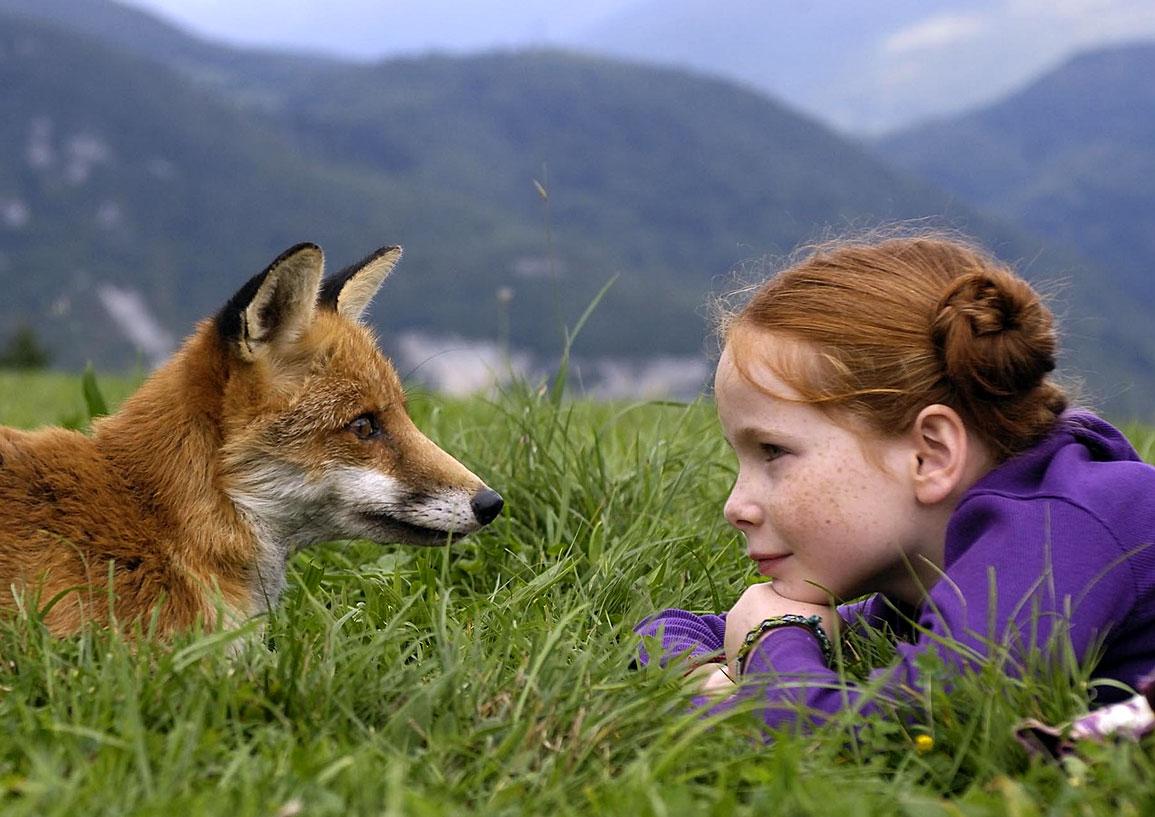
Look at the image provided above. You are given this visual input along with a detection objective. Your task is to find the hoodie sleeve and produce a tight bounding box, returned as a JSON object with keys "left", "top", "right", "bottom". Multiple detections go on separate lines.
{"left": 713, "top": 493, "right": 1138, "bottom": 732}
{"left": 634, "top": 609, "right": 727, "bottom": 668}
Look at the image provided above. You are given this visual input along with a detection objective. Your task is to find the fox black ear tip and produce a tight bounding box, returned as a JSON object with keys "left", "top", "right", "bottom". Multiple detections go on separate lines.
{"left": 270, "top": 242, "right": 323, "bottom": 267}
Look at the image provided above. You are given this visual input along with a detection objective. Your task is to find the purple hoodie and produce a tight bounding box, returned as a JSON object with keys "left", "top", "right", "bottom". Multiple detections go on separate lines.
{"left": 635, "top": 412, "right": 1155, "bottom": 730}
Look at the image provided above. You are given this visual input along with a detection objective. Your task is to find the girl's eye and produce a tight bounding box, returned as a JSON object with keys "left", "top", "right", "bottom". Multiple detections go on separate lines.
{"left": 761, "top": 443, "right": 788, "bottom": 462}
{"left": 347, "top": 414, "right": 381, "bottom": 440}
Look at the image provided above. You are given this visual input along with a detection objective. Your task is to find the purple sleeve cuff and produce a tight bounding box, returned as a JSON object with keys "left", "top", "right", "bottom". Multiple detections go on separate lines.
{"left": 635, "top": 608, "right": 727, "bottom": 668}
{"left": 726, "top": 626, "right": 861, "bottom": 731}
{"left": 741, "top": 626, "right": 829, "bottom": 676}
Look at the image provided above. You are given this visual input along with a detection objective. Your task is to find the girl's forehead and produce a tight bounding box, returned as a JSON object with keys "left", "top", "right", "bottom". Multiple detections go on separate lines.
{"left": 715, "top": 349, "right": 812, "bottom": 430}
{"left": 715, "top": 336, "right": 807, "bottom": 401}
{"left": 715, "top": 338, "right": 881, "bottom": 445}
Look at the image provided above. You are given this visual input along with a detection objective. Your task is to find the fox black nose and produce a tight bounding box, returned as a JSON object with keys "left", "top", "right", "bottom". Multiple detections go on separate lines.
{"left": 471, "top": 488, "right": 504, "bottom": 526}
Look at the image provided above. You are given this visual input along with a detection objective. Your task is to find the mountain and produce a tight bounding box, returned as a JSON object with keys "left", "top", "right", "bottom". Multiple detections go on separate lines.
{"left": 0, "top": 0, "right": 343, "bottom": 93}
{"left": 1, "top": 2, "right": 1154, "bottom": 417}
{"left": 0, "top": 11, "right": 513, "bottom": 366}
{"left": 877, "top": 42, "right": 1155, "bottom": 314}
{"left": 262, "top": 48, "right": 1047, "bottom": 351}
{"left": 93, "top": 0, "right": 1155, "bottom": 136}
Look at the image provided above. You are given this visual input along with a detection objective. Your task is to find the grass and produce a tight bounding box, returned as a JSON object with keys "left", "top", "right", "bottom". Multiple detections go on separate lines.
{"left": 0, "top": 371, "right": 142, "bottom": 430}
{"left": 1, "top": 370, "right": 1154, "bottom": 815}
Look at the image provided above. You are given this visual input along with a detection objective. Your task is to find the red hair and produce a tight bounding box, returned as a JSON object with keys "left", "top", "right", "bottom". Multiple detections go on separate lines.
{"left": 721, "top": 235, "right": 1068, "bottom": 460}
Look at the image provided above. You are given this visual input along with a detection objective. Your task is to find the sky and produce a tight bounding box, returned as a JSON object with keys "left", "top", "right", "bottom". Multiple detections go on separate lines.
{"left": 115, "top": 0, "right": 630, "bottom": 56}
{"left": 117, "top": 0, "right": 1155, "bottom": 133}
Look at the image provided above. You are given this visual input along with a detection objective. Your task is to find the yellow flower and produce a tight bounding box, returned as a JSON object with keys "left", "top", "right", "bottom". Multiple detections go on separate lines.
{"left": 914, "top": 734, "right": 935, "bottom": 754}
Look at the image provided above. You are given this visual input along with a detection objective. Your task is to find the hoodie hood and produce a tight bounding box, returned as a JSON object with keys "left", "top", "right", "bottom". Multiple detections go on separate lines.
{"left": 1060, "top": 411, "right": 1142, "bottom": 464}
{"left": 970, "top": 410, "right": 1142, "bottom": 498}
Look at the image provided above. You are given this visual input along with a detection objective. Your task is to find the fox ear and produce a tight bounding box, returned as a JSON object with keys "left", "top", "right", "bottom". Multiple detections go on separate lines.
{"left": 216, "top": 243, "right": 324, "bottom": 360}
{"left": 319, "top": 246, "right": 402, "bottom": 322}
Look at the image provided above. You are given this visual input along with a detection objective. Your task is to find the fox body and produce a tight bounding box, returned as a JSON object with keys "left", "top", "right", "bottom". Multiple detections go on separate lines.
{"left": 0, "top": 243, "right": 503, "bottom": 635}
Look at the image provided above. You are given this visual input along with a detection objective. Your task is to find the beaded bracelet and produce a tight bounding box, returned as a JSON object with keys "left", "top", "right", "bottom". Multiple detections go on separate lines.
{"left": 734, "top": 614, "right": 835, "bottom": 675}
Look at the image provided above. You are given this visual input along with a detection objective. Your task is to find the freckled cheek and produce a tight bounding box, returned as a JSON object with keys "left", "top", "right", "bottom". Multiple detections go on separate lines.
{"left": 767, "top": 477, "right": 855, "bottom": 545}
{"left": 767, "top": 487, "right": 826, "bottom": 540}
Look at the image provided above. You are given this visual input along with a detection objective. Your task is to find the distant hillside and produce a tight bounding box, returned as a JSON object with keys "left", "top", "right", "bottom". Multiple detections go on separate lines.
{"left": 264, "top": 49, "right": 1066, "bottom": 354}
{"left": 2, "top": 4, "right": 1155, "bottom": 416}
{"left": 0, "top": 12, "right": 512, "bottom": 366}
{"left": 0, "top": 8, "right": 992, "bottom": 355}
{"left": 878, "top": 42, "right": 1155, "bottom": 314}
{"left": 0, "top": 0, "right": 343, "bottom": 96}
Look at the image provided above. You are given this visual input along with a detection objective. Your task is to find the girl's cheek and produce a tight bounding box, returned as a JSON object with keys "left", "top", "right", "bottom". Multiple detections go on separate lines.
{"left": 777, "top": 483, "right": 857, "bottom": 549}
{"left": 770, "top": 478, "right": 818, "bottom": 534}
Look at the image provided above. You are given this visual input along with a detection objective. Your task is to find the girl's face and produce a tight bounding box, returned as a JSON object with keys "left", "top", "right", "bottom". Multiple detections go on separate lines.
{"left": 714, "top": 339, "right": 944, "bottom": 606}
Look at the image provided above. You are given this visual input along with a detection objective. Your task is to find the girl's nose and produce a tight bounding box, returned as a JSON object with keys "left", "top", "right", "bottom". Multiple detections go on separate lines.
{"left": 723, "top": 477, "right": 762, "bottom": 530}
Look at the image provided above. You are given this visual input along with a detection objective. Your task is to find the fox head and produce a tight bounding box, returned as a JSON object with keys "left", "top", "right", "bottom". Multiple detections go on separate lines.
{"left": 213, "top": 243, "right": 503, "bottom": 562}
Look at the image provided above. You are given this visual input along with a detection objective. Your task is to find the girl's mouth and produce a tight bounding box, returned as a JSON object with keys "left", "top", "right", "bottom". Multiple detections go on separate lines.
{"left": 751, "top": 553, "right": 790, "bottom": 576}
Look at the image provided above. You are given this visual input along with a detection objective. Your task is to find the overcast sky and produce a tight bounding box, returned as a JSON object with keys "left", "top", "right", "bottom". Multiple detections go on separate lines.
{"left": 115, "top": 0, "right": 632, "bottom": 56}
{"left": 116, "top": 0, "right": 1155, "bottom": 132}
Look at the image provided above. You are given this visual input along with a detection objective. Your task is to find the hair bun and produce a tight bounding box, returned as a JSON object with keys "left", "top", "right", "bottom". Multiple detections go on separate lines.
{"left": 931, "top": 269, "right": 1057, "bottom": 401}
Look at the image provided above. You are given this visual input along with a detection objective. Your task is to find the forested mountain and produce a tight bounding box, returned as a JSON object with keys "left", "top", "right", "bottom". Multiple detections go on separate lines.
{"left": 0, "top": 11, "right": 480, "bottom": 364}
{"left": 2, "top": 1, "right": 1154, "bottom": 416}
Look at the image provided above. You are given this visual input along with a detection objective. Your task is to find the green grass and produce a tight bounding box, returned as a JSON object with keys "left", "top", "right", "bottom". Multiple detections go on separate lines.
{"left": 1, "top": 371, "right": 1154, "bottom": 815}
{"left": 0, "top": 371, "right": 142, "bottom": 430}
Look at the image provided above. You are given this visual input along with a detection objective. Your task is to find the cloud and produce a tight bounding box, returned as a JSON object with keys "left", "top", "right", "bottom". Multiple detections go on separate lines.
{"left": 1009, "top": 0, "right": 1127, "bottom": 19}
{"left": 883, "top": 13, "right": 987, "bottom": 54}
{"left": 1006, "top": 0, "right": 1155, "bottom": 37}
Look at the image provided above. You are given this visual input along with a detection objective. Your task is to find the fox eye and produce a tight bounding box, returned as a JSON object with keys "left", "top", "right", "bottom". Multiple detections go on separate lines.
{"left": 347, "top": 413, "right": 381, "bottom": 440}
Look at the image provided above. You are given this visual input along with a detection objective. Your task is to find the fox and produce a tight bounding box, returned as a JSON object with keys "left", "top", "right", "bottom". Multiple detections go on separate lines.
{"left": 0, "top": 242, "right": 504, "bottom": 636}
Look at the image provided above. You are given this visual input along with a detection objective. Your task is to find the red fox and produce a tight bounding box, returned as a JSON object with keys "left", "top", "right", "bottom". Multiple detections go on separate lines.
{"left": 0, "top": 243, "right": 503, "bottom": 636}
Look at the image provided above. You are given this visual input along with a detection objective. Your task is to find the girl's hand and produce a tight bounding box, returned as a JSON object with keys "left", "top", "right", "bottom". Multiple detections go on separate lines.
{"left": 724, "top": 583, "right": 837, "bottom": 675}
{"left": 684, "top": 662, "right": 736, "bottom": 695}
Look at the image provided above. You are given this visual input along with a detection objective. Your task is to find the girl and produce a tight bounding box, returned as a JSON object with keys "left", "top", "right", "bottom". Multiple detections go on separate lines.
{"left": 636, "top": 235, "right": 1155, "bottom": 731}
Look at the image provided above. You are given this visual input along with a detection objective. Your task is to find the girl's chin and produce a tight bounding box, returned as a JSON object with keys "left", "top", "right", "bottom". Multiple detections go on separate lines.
{"left": 767, "top": 578, "right": 836, "bottom": 606}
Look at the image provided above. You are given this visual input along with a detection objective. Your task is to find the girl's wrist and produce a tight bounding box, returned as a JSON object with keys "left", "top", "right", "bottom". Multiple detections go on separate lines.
{"left": 735, "top": 614, "right": 835, "bottom": 675}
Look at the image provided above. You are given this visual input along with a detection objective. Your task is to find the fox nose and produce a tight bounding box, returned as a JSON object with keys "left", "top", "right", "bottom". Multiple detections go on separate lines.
{"left": 471, "top": 488, "right": 504, "bottom": 526}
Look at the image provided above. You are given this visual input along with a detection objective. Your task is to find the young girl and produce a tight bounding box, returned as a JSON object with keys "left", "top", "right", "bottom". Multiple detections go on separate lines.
{"left": 636, "top": 235, "right": 1155, "bottom": 731}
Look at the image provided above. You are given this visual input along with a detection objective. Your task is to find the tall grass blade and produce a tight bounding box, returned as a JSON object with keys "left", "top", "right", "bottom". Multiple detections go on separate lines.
{"left": 549, "top": 274, "right": 619, "bottom": 406}
{"left": 82, "top": 363, "right": 110, "bottom": 420}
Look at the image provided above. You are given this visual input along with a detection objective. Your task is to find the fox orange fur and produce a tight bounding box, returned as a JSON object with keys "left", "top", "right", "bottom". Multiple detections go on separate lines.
{"left": 0, "top": 243, "right": 503, "bottom": 636}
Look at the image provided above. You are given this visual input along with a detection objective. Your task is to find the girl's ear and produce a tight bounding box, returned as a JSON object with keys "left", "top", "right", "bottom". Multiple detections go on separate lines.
{"left": 909, "top": 404, "right": 971, "bottom": 505}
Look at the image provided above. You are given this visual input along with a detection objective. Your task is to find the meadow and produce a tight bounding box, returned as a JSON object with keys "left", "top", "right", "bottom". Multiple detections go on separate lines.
{"left": 1, "top": 370, "right": 1154, "bottom": 816}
